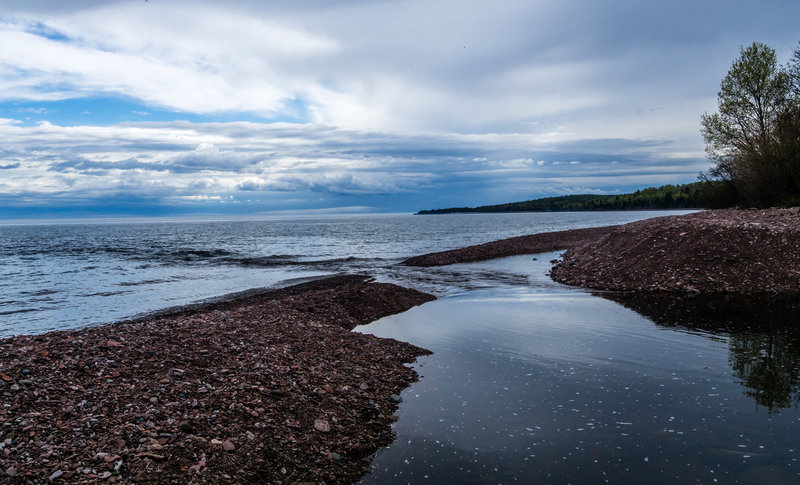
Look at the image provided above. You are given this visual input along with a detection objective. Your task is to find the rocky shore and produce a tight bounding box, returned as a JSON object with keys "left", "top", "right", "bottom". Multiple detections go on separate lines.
{"left": 550, "top": 209, "right": 800, "bottom": 294}
{"left": 401, "top": 225, "right": 618, "bottom": 266}
{"left": 0, "top": 275, "right": 435, "bottom": 484}
{"left": 407, "top": 208, "right": 800, "bottom": 295}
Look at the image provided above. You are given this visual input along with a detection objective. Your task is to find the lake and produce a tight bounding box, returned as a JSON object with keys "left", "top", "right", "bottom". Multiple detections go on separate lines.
{"left": 0, "top": 211, "right": 680, "bottom": 337}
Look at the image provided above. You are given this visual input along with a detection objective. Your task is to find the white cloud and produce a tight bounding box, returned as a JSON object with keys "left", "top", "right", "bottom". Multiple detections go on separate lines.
{"left": 0, "top": 8, "right": 336, "bottom": 115}
{"left": 2, "top": 0, "right": 795, "bottom": 139}
{"left": 0, "top": 0, "right": 798, "bottom": 214}
{"left": 0, "top": 118, "right": 706, "bottom": 207}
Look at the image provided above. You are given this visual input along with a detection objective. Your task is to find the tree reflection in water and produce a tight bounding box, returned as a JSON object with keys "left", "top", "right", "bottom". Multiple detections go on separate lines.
{"left": 602, "top": 292, "right": 800, "bottom": 413}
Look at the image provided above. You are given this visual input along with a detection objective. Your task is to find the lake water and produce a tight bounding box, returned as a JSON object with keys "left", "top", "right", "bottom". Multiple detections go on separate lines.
{"left": 357, "top": 255, "right": 800, "bottom": 484}
{"left": 0, "top": 211, "right": 676, "bottom": 337}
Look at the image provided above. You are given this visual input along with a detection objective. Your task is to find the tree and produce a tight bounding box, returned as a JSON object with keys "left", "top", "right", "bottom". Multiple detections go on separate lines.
{"left": 700, "top": 42, "right": 793, "bottom": 206}
{"left": 789, "top": 42, "right": 800, "bottom": 100}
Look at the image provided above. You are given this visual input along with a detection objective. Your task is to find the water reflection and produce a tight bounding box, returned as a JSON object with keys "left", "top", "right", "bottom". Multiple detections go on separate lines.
{"left": 603, "top": 293, "right": 800, "bottom": 413}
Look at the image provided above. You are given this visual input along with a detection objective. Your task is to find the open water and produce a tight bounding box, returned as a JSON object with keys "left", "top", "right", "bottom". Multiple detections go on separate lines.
{"left": 0, "top": 211, "right": 670, "bottom": 337}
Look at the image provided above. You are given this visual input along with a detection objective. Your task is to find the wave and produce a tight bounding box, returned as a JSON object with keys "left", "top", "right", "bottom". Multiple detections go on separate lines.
{"left": 3, "top": 239, "right": 389, "bottom": 272}
{"left": 78, "top": 290, "right": 135, "bottom": 297}
{"left": 0, "top": 308, "right": 38, "bottom": 316}
{"left": 118, "top": 278, "right": 181, "bottom": 287}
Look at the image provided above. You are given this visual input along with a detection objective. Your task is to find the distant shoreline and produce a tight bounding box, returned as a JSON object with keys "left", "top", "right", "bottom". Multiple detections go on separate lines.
{"left": 415, "top": 182, "right": 710, "bottom": 214}
{"left": 415, "top": 208, "right": 695, "bottom": 214}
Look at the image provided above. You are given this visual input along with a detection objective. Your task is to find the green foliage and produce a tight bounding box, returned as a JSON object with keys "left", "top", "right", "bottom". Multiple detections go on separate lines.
{"left": 701, "top": 41, "right": 800, "bottom": 207}
{"left": 416, "top": 182, "right": 718, "bottom": 214}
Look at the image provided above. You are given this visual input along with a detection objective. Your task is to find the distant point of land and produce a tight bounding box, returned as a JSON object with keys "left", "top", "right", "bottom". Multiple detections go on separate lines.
{"left": 417, "top": 182, "right": 711, "bottom": 214}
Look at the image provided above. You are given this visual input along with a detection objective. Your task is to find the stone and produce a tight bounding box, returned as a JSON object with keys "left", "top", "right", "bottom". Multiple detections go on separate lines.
{"left": 222, "top": 440, "right": 235, "bottom": 452}
{"left": 389, "top": 394, "right": 403, "bottom": 404}
{"left": 313, "top": 419, "right": 330, "bottom": 432}
{"left": 49, "top": 470, "right": 64, "bottom": 481}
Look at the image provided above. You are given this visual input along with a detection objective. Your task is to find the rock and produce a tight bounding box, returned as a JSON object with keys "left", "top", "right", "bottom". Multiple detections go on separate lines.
{"left": 222, "top": 440, "right": 235, "bottom": 452}
{"left": 389, "top": 394, "right": 403, "bottom": 404}
{"left": 314, "top": 419, "right": 330, "bottom": 433}
{"left": 0, "top": 373, "right": 13, "bottom": 382}
{"left": 49, "top": 469, "right": 64, "bottom": 481}
{"left": 9, "top": 384, "right": 19, "bottom": 391}
{"left": 5, "top": 467, "right": 17, "bottom": 477}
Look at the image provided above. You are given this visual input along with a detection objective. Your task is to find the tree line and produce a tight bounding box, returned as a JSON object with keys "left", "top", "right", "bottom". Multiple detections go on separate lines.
{"left": 416, "top": 182, "right": 722, "bottom": 214}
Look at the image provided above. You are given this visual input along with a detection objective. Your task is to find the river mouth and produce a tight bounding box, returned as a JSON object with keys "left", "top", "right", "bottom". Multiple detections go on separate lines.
{"left": 356, "top": 255, "right": 800, "bottom": 484}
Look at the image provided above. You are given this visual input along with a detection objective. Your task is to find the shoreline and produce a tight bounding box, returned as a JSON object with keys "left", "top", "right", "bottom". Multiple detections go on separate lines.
{"left": 401, "top": 225, "right": 620, "bottom": 266}
{"left": 0, "top": 275, "right": 435, "bottom": 483}
{"left": 407, "top": 208, "right": 800, "bottom": 295}
{"left": 550, "top": 208, "right": 800, "bottom": 294}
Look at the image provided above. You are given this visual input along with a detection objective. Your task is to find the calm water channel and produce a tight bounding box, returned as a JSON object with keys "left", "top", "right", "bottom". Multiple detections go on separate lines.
{"left": 357, "top": 254, "right": 800, "bottom": 484}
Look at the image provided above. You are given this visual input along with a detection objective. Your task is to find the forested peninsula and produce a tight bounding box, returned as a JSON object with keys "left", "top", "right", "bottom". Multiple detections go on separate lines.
{"left": 417, "top": 182, "right": 713, "bottom": 214}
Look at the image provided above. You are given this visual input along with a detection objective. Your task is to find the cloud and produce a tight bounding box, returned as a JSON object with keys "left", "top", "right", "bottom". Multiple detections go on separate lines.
{"left": 0, "top": 8, "right": 337, "bottom": 118}
{"left": 0, "top": 0, "right": 798, "bottom": 216}
{"left": 2, "top": 1, "right": 797, "bottom": 136}
{"left": 0, "top": 117, "right": 706, "bottom": 213}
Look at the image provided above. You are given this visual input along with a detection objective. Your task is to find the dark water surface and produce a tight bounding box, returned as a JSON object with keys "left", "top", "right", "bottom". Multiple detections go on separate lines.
{"left": 357, "top": 255, "right": 800, "bottom": 484}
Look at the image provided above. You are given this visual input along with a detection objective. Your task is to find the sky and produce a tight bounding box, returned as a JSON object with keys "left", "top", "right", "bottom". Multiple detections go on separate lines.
{"left": 1, "top": 0, "right": 799, "bottom": 218}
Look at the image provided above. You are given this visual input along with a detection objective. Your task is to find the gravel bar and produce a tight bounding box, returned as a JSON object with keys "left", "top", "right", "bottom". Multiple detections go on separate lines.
{"left": 550, "top": 208, "right": 800, "bottom": 294}
{"left": 401, "top": 225, "right": 619, "bottom": 266}
{"left": 0, "top": 275, "right": 435, "bottom": 484}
